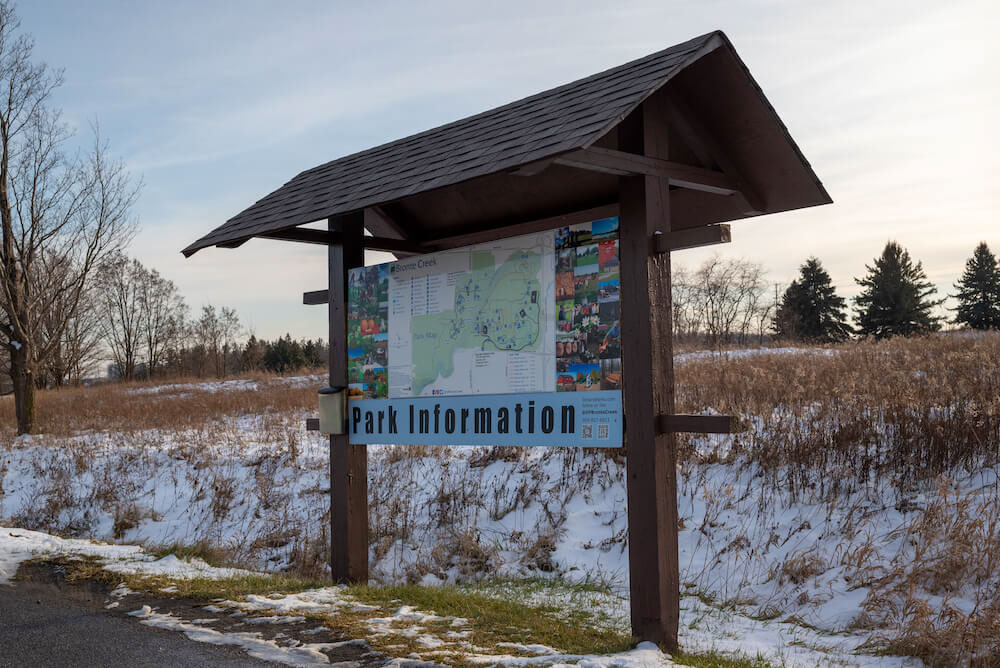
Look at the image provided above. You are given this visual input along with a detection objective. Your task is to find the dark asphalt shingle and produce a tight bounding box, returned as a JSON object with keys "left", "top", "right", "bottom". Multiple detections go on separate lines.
{"left": 183, "top": 32, "right": 722, "bottom": 256}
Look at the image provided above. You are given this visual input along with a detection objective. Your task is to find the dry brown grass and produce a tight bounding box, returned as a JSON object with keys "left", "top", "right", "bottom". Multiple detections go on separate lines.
{"left": 674, "top": 332, "right": 1000, "bottom": 664}
{"left": 0, "top": 371, "right": 322, "bottom": 439}
{"left": 849, "top": 477, "right": 1000, "bottom": 666}
{"left": 675, "top": 332, "right": 1000, "bottom": 488}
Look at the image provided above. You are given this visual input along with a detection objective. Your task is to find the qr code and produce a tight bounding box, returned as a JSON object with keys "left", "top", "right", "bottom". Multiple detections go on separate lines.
{"left": 582, "top": 424, "right": 593, "bottom": 440}
{"left": 597, "top": 424, "right": 609, "bottom": 440}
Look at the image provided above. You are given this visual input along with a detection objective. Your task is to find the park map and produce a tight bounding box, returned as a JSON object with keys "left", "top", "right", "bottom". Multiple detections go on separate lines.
{"left": 409, "top": 249, "right": 543, "bottom": 396}
{"left": 347, "top": 219, "right": 620, "bottom": 401}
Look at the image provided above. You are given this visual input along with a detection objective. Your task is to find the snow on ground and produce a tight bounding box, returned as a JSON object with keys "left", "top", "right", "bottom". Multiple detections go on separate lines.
{"left": 2, "top": 356, "right": 977, "bottom": 665}
{"left": 0, "top": 526, "right": 252, "bottom": 584}
{"left": 673, "top": 346, "right": 838, "bottom": 364}
{"left": 124, "top": 374, "right": 323, "bottom": 396}
{"left": 0, "top": 521, "right": 922, "bottom": 666}
{"left": 0, "top": 526, "right": 683, "bottom": 666}
{"left": 129, "top": 605, "right": 348, "bottom": 666}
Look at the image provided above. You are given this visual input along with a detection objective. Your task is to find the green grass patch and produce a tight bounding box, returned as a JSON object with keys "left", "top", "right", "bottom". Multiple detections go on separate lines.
{"left": 50, "top": 558, "right": 775, "bottom": 666}
{"left": 146, "top": 541, "right": 238, "bottom": 568}
{"left": 347, "top": 582, "right": 633, "bottom": 656}
{"left": 673, "top": 649, "right": 775, "bottom": 667}
{"left": 58, "top": 557, "right": 325, "bottom": 601}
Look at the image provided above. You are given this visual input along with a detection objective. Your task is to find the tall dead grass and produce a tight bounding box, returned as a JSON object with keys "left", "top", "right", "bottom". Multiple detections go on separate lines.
{"left": 675, "top": 332, "right": 1000, "bottom": 491}
{"left": 673, "top": 332, "right": 1000, "bottom": 665}
{"left": 0, "top": 372, "right": 321, "bottom": 439}
{"left": 852, "top": 478, "right": 1000, "bottom": 666}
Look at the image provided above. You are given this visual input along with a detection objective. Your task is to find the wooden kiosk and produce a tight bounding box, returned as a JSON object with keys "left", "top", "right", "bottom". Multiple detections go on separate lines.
{"left": 183, "top": 31, "right": 830, "bottom": 649}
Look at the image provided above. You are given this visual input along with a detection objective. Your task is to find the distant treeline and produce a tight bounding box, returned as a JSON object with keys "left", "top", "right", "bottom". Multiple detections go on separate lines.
{"left": 4, "top": 241, "right": 997, "bottom": 394}
{"left": 0, "top": 250, "right": 328, "bottom": 390}
{"left": 672, "top": 240, "right": 1000, "bottom": 347}
{"left": 108, "top": 333, "right": 329, "bottom": 381}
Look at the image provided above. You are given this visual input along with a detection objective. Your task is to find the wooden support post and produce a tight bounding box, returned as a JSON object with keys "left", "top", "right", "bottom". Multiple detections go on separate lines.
{"left": 328, "top": 212, "right": 368, "bottom": 584}
{"left": 618, "top": 97, "right": 680, "bottom": 650}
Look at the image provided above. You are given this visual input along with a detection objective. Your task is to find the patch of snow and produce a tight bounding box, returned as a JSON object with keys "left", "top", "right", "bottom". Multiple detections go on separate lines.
{"left": 103, "top": 553, "right": 253, "bottom": 580}
{"left": 675, "top": 346, "right": 837, "bottom": 363}
{"left": 242, "top": 615, "right": 307, "bottom": 625}
{"left": 128, "top": 605, "right": 353, "bottom": 666}
{"left": 110, "top": 584, "right": 133, "bottom": 598}
{"left": 465, "top": 642, "right": 675, "bottom": 667}
{"left": 496, "top": 642, "right": 560, "bottom": 655}
{"left": 124, "top": 374, "right": 323, "bottom": 396}
{"left": 0, "top": 526, "right": 255, "bottom": 585}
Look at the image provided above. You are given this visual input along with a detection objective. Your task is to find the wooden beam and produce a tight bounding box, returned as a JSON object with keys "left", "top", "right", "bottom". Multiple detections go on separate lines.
{"left": 666, "top": 97, "right": 766, "bottom": 214}
{"left": 258, "top": 227, "right": 432, "bottom": 254}
{"left": 427, "top": 203, "right": 619, "bottom": 251}
{"left": 260, "top": 227, "right": 331, "bottom": 245}
{"left": 366, "top": 236, "right": 435, "bottom": 255}
{"left": 555, "top": 147, "right": 737, "bottom": 196}
{"left": 364, "top": 205, "right": 408, "bottom": 240}
{"left": 657, "top": 414, "right": 735, "bottom": 434}
{"left": 303, "top": 290, "right": 328, "bottom": 306}
{"left": 216, "top": 238, "right": 249, "bottom": 249}
{"left": 653, "top": 224, "right": 731, "bottom": 253}
{"left": 618, "top": 97, "right": 680, "bottom": 650}
{"left": 507, "top": 157, "right": 554, "bottom": 176}
{"left": 328, "top": 212, "right": 368, "bottom": 585}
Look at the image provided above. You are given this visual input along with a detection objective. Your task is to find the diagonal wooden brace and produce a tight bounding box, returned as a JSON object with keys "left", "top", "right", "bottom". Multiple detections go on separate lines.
{"left": 653, "top": 224, "right": 730, "bottom": 254}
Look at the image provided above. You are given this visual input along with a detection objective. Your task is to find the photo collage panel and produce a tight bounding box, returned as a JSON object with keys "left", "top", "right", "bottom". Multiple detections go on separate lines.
{"left": 554, "top": 217, "right": 621, "bottom": 392}
{"left": 346, "top": 264, "right": 389, "bottom": 399}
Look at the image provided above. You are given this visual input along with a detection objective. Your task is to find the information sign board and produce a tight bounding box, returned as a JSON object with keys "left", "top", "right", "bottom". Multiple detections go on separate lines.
{"left": 346, "top": 216, "right": 623, "bottom": 446}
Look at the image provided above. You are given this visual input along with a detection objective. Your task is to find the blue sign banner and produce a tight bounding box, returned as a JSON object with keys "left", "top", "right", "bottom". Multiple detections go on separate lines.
{"left": 348, "top": 390, "right": 622, "bottom": 447}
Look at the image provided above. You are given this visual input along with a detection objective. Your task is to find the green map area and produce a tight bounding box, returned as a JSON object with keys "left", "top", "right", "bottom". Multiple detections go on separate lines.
{"left": 410, "top": 250, "right": 543, "bottom": 396}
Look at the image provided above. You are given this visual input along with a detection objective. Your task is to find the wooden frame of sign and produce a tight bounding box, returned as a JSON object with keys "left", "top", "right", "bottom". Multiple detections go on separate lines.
{"left": 183, "top": 32, "right": 830, "bottom": 650}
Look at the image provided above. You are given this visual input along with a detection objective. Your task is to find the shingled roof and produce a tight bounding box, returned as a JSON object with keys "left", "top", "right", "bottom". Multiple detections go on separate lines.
{"left": 183, "top": 32, "right": 735, "bottom": 256}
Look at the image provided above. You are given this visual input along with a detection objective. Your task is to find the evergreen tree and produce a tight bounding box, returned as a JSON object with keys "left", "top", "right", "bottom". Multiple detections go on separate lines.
{"left": 854, "top": 241, "right": 943, "bottom": 339}
{"left": 952, "top": 242, "right": 1000, "bottom": 330}
{"left": 243, "top": 334, "right": 266, "bottom": 371}
{"left": 263, "top": 334, "right": 306, "bottom": 373}
{"left": 302, "top": 339, "right": 327, "bottom": 368}
{"left": 775, "top": 257, "right": 852, "bottom": 342}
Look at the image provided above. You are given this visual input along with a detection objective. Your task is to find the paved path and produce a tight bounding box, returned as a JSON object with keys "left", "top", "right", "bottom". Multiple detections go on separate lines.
{"left": 0, "top": 564, "right": 278, "bottom": 667}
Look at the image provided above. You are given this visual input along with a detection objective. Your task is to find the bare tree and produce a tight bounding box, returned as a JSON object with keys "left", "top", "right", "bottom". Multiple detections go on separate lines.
{"left": 732, "top": 260, "right": 769, "bottom": 345}
{"left": 194, "top": 304, "right": 242, "bottom": 378}
{"left": 0, "top": 4, "right": 137, "bottom": 431}
{"left": 671, "top": 264, "right": 700, "bottom": 342}
{"left": 97, "top": 252, "right": 145, "bottom": 380}
{"left": 58, "top": 283, "right": 104, "bottom": 384}
{"left": 139, "top": 266, "right": 187, "bottom": 377}
{"left": 671, "top": 256, "right": 772, "bottom": 348}
{"left": 38, "top": 254, "right": 104, "bottom": 386}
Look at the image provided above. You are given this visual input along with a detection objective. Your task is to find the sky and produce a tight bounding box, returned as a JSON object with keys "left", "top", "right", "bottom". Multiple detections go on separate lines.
{"left": 17, "top": 0, "right": 1000, "bottom": 341}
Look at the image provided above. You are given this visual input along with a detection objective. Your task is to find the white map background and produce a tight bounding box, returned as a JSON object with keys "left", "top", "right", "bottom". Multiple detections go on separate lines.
{"left": 385, "top": 231, "right": 556, "bottom": 398}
